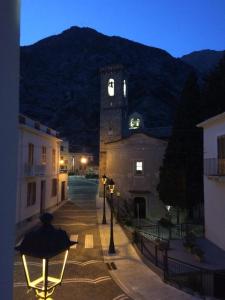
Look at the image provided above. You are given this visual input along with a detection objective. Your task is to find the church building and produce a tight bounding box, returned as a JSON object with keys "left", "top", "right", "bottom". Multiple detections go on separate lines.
{"left": 99, "top": 65, "right": 169, "bottom": 220}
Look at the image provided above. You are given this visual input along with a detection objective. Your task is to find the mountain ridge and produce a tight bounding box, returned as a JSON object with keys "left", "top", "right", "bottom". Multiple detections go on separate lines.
{"left": 20, "top": 26, "right": 224, "bottom": 153}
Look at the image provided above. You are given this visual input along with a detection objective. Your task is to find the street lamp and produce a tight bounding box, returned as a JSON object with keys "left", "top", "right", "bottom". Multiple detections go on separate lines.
{"left": 80, "top": 156, "right": 88, "bottom": 175}
{"left": 101, "top": 174, "right": 107, "bottom": 224}
{"left": 116, "top": 191, "right": 120, "bottom": 222}
{"left": 15, "top": 213, "right": 76, "bottom": 300}
{"left": 108, "top": 178, "right": 116, "bottom": 254}
{"left": 80, "top": 156, "right": 88, "bottom": 164}
{"left": 59, "top": 158, "right": 64, "bottom": 173}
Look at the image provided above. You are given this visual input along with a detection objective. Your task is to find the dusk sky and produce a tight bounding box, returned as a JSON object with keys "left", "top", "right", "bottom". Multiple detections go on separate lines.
{"left": 21, "top": 0, "right": 225, "bottom": 57}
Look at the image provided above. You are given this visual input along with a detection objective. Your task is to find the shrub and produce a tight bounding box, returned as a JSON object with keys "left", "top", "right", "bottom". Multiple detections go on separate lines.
{"left": 193, "top": 247, "right": 204, "bottom": 258}
{"left": 158, "top": 217, "right": 174, "bottom": 228}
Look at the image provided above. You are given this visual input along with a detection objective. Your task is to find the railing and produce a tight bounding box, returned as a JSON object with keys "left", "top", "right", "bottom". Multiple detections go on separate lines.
{"left": 24, "top": 164, "right": 46, "bottom": 177}
{"left": 134, "top": 230, "right": 225, "bottom": 298}
{"left": 140, "top": 223, "right": 204, "bottom": 240}
{"left": 59, "top": 167, "right": 68, "bottom": 174}
{"left": 204, "top": 158, "right": 225, "bottom": 176}
{"left": 165, "top": 257, "right": 213, "bottom": 296}
{"left": 134, "top": 231, "right": 167, "bottom": 269}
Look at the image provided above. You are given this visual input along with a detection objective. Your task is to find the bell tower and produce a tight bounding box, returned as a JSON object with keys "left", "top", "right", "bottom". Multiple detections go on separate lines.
{"left": 99, "top": 65, "right": 128, "bottom": 183}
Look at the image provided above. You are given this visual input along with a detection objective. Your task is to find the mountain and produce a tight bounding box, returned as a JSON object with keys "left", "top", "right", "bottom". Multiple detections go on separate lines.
{"left": 181, "top": 50, "right": 225, "bottom": 75}
{"left": 20, "top": 26, "right": 194, "bottom": 153}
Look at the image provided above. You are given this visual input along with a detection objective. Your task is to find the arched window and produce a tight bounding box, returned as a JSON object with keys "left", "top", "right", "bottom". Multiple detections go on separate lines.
{"left": 123, "top": 80, "right": 127, "bottom": 97}
{"left": 108, "top": 78, "right": 114, "bottom": 96}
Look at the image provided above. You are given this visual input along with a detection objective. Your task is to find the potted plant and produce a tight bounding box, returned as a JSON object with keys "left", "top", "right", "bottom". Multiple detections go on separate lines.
{"left": 193, "top": 247, "right": 204, "bottom": 262}
{"left": 183, "top": 241, "right": 195, "bottom": 252}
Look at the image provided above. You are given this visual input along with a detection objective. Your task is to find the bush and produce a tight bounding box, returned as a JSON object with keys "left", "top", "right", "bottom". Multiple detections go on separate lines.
{"left": 193, "top": 247, "right": 204, "bottom": 258}
{"left": 158, "top": 217, "right": 174, "bottom": 228}
{"left": 85, "top": 173, "right": 98, "bottom": 179}
{"left": 185, "top": 231, "right": 196, "bottom": 244}
{"left": 183, "top": 241, "right": 194, "bottom": 250}
{"left": 124, "top": 219, "right": 133, "bottom": 227}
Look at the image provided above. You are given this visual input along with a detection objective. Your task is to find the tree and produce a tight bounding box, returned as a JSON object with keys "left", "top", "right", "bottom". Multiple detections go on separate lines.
{"left": 158, "top": 72, "right": 204, "bottom": 221}
{"left": 202, "top": 55, "right": 225, "bottom": 119}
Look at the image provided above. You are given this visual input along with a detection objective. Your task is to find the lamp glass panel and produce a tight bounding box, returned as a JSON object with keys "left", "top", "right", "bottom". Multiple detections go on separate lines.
{"left": 22, "top": 250, "right": 68, "bottom": 295}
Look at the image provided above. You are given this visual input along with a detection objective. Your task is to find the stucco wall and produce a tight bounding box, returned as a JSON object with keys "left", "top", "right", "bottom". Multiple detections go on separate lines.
{"left": 105, "top": 133, "right": 166, "bottom": 219}
{"left": 201, "top": 116, "right": 225, "bottom": 250}
{"left": 16, "top": 125, "right": 68, "bottom": 224}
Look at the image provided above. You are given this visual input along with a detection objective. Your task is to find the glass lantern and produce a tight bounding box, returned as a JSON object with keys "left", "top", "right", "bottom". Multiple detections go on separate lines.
{"left": 16, "top": 213, "right": 76, "bottom": 299}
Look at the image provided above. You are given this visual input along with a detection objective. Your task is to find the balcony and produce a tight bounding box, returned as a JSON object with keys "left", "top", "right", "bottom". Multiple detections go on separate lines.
{"left": 204, "top": 158, "right": 225, "bottom": 177}
{"left": 59, "top": 167, "right": 68, "bottom": 174}
{"left": 24, "top": 164, "right": 46, "bottom": 177}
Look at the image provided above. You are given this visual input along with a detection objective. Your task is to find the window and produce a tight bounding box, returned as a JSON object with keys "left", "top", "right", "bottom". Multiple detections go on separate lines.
{"left": 41, "top": 146, "right": 47, "bottom": 164}
{"left": 28, "top": 143, "right": 34, "bottom": 165}
{"left": 52, "top": 149, "right": 56, "bottom": 171}
{"left": 60, "top": 145, "right": 64, "bottom": 152}
{"left": 217, "top": 135, "right": 225, "bottom": 174}
{"left": 135, "top": 161, "right": 143, "bottom": 175}
{"left": 108, "top": 78, "right": 114, "bottom": 96}
{"left": 52, "top": 178, "right": 58, "bottom": 197}
{"left": 123, "top": 80, "right": 127, "bottom": 97}
{"left": 218, "top": 135, "right": 225, "bottom": 159}
{"left": 27, "top": 182, "right": 36, "bottom": 206}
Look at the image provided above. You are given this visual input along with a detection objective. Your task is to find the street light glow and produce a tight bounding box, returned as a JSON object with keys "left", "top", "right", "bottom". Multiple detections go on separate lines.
{"left": 80, "top": 157, "right": 88, "bottom": 164}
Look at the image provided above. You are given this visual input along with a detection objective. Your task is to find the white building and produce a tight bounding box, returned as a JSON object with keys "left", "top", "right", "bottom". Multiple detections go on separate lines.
{"left": 17, "top": 114, "right": 68, "bottom": 225}
{"left": 198, "top": 112, "right": 225, "bottom": 251}
{"left": 60, "top": 140, "right": 95, "bottom": 175}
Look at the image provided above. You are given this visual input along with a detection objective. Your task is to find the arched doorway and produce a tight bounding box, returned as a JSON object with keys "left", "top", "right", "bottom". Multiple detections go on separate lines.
{"left": 134, "top": 197, "right": 146, "bottom": 219}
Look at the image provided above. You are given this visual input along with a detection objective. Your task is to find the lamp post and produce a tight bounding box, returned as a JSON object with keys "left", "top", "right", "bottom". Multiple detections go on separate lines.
{"left": 80, "top": 156, "right": 88, "bottom": 176}
{"left": 101, "top": 174, "right": 107, "bottom": 224}
{"left": 116, "top": 191, "right": 120, "bottom": 223}
{"left": 15, "top": 213, "right": 76, "bottom": 300}
{"left": 59, "top": 158, "right": 65, "bottom": 173}
{"left": 108, "top": 178, "right": 116, "bottom": 254}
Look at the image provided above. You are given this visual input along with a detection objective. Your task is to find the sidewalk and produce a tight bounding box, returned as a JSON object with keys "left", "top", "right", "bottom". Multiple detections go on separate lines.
{"left": 96, "top": 196, "right": 198, "bottom": 300}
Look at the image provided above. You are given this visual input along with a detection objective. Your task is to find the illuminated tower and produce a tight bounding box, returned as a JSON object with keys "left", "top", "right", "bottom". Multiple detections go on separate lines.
{"left": 99, "top": 65, "right": 128, "bottom": 185}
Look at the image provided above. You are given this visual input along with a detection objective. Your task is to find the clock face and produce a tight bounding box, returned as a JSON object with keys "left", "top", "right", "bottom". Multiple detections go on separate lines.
{"left": 129, "top": 117, "right": 141, "bottom": 129}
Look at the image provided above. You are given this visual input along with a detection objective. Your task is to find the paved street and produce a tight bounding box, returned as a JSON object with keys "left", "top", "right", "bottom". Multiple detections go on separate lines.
{"left": 14, "top": 176, "right": 130, "bottom": 300}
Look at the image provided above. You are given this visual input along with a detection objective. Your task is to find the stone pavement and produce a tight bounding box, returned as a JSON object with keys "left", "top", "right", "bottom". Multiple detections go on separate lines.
{"left": 14, "top": 176, "right": 130, "bottom": 300}
{"left": 96, "top": 196, "right": 199, "bottom": 300}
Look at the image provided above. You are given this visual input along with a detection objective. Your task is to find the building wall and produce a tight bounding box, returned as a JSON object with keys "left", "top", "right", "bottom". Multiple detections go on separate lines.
{"left": 99, "top": 65, "right": 127, "bottom": 191}
{"left": 105, "top": 133, "right": 166, "bottom": 219}
{"left": 201, "top": 117, "right": 225, "bottom": 250}
{"left": 0, "top": 0, "right": 20, "bottom": 297}
{"left": 17, "top": 119, "right": 68, "bottom": 224}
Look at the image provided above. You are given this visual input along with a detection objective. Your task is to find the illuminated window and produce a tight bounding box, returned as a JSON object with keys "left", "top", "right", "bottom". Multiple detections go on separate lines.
{"left": 41, "top": 146, "right": 47, "bottom": 164}
{"left": 108, "top": 78, "right": 114, "bottom": 96}
{"left": 123, "top": 80, "right": 127, "bottom": 97}
{"left": 135, "top": 161, "right": 143, "bottom": 175}
{"left": 129, "top": 118, "right": 141, "bottom": 130}
{"left": 27, "top": 182, "right": 36, "bottom": 206}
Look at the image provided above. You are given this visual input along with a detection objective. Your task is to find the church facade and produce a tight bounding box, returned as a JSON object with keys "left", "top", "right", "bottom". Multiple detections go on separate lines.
{"left": 99, "top": 65, "right": 168, "bottom": 220}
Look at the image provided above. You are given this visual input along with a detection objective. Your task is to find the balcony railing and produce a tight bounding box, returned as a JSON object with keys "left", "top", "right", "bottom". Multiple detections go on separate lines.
{"left": 204, "top": 158, "right": 225, "bottom": 176}
{"left": 59, "top": 167, "right": 68, "bottom": 174}
{"left": 24, "top": 164, "right": 46, "bottom": 177}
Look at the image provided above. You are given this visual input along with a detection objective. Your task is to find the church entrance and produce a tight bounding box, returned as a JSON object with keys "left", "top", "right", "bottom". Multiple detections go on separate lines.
{"left": 134, "top": 197, "right": 146, "bottom": 219}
